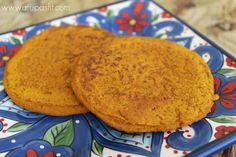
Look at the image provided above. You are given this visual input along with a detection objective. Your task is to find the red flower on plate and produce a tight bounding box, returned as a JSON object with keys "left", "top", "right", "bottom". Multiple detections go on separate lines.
{"left": 161, "top": 12, "right": 172, "bottom": 18}
{"left": 98, "top": 6, "right": 108, "bottom": 12}
{"left": 211, "top": 77, "right": 236, "bottom": 112}
{"left": 115, "top": 0, "right": 150, "bottom": 34}
{"left": 12, "top": 29, "right": 26, "bottom": 36}
{"left": 226, "top": 57, "right": 236, "bottom": 68}
{"left": 0, "top": 45, "right": 21, "bottom": 67}
{"left": 214, "top": 126, "right": 236, "bottom": 139}
{"left": 7, "top": 140, "right": 73, "bottom": 157}
{"left": 26, "top": 149, "right": 54, "bottom": 157}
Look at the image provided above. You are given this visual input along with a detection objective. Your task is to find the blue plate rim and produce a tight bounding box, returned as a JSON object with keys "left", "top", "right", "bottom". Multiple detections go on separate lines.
{"left": 0, "top": 0, "right": 235, "bottom": 156}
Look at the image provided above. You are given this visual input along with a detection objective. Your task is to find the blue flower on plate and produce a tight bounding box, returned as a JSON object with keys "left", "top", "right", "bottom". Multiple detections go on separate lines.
{"left": 6, "top": 140, "right": 73, "bottom": 157}
{"left": 208, "top": 74, "right": 236, "bottom": 117}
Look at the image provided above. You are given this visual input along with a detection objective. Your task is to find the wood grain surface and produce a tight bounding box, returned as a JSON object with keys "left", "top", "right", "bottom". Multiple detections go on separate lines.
{"left": 0, "top": 0, "right": 235, "bottom": 156}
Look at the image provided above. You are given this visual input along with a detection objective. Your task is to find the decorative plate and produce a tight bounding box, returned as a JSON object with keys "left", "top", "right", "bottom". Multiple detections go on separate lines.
{"left": 0, "top": 0, "right": 235, "bottom": 157}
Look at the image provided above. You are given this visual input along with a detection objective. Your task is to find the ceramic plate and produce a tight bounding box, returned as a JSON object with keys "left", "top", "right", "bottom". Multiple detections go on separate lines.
{"left": 0, "top": 0, "right": 236, "bottom": 157}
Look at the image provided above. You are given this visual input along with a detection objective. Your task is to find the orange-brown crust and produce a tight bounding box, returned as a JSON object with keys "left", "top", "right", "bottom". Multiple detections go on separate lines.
{"left": 4, "top": 25, "right": 113, "bottom": 116}
{"left": 4, "top": 69, "right": 87, "bottom": 116}
{"left": 72, "top": 36, "right": 214, "bottom": 132}
{"left": 72, "top": 73, "right": 208, "bottom": 132}
{"left": 92, "top": 109, "right": 207, "bottom": 132}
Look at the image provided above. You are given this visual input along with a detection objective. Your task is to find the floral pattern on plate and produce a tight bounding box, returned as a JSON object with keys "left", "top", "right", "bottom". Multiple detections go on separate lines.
{"left": 0, "top": 0, "right": 235, "bottom": 157}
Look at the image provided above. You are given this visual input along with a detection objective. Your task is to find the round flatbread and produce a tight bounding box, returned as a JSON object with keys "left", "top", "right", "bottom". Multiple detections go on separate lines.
{"left": 72, "top": 36, "right": 215, "bottom": 132}
{"left": 4, "top": 25, "right": 113, "bottom": 116}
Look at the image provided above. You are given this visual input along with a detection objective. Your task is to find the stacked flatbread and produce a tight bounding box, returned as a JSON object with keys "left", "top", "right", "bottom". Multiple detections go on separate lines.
{"left": 4, "top": 26, "right": 216, "bottom": 132}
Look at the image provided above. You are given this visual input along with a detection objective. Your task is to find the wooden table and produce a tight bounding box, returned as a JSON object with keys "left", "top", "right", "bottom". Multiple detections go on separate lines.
{"left": 0, "top": 0, "right": 235, "bottom": 156}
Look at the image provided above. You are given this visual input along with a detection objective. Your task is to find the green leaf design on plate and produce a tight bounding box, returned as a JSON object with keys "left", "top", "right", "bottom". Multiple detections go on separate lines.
{"left": 107, "top": 10, "right": 114, "bottom": 19}
{"left": 43, "top": 120, "right": 74, "bottom": 146}
{"left": 10, "top": 36, "right": 21, "bottom": 45}
{"left": 217, "top": 69, "right": 236, "bottom": 77}
{"left": 94, "top": 23, "right": 101, "bottom": 28}
{"left": 7, "top": 122, "right": 31, "bottom": 132}
{"left": 209, "top": 115, "right": 236, "bottom": 123}
{"left": 92, "top": 140, "right": 104, "bottom": 156}
{"left": 155, "top": 34, "right": 164, "bottom": 39}
{"left": 152, "top": 14, "right": 159, "bottom": 22}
